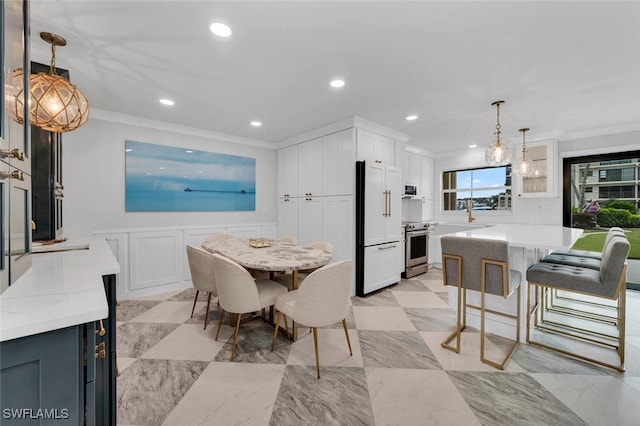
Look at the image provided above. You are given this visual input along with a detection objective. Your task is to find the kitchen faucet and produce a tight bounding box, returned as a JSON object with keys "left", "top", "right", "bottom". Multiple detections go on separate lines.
{"left": 466, "top": 199, "right": 475, "bottom": 223}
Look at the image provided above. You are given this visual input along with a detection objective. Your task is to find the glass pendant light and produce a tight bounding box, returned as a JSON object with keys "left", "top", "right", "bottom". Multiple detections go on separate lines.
{"left": 13, "top": 32, "right": 89, "bottom": 132}
{"left": 485, "top": 100, "right": 511, "bottom": 166}
{"left": 512, "top": 127, "right": 533, "bottom": 177}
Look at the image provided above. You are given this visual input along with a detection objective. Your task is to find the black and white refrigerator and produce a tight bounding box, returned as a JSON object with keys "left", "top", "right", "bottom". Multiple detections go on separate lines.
{"left": 355, "top": 161, "right": 403, "bottom": 296}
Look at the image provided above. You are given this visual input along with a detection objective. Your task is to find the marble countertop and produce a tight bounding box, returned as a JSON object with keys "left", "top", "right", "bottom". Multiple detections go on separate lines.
{"left": 444, "top": 223, "right": 583, "bottom": 251}
{"left": 0, "top": 238, "right": 120, "bottom": 342}
{"left": 202, "top": 238, "right": 332, "bottom": 272}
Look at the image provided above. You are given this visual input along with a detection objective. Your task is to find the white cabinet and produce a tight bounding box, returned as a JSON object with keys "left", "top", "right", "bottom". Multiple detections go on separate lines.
{"left": 322, "top": 195, "right": 353, "bottom": 262}
{"left": 297, "top": 196, "right": 323, "bottom": 245}
{"left": 298, "top": 138, "right": 323, "bottom": 197}
{"left": 404, "top": 152, "right": 422, "bottom": 187}
{"left": 356, "top": 128, "right": 396, "bottom": 165}
{"left": 363, "top": 242, "right": 402, "bottom": 294}
{"left": 363, "top": 162, "right": 402, "bottom": 246}
{"left": 322, "top": 129, "right": 354, "bottom": 196}
{"left": 277, "top": 197, "right": 298, "bottom": 239}
{"left": 277, "top": 145, "right": 298, "bottom": 198}
{"left": 422, "top": 156, "right": 433, "bottom": 200}
{"left": 515, "top": 139, "right": 557, "bottom": 198}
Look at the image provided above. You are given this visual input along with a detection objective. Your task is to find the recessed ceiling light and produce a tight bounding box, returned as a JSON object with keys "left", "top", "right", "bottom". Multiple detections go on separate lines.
{"left": 210, "top": 22, "right": 232, "bottom": 37}
{"left": 185, "top": 150, "right": 193, "bottom": 153}
{"left": 250, "top": 121, "right": 262, "bottom": 127}
{"left": 330, "top": 79, "right": 345, "bottom": 88}
{"left": 159, "top": 98, "right": 174, "bottom": 106}
{"left": 468, "top": 144, "right": 478, "bottom": 148}
{"left": 406, "top": 115, "right": 418, "bottom": 121}
{"left": 125, "top": 148, "right": 133, "bottom": 152}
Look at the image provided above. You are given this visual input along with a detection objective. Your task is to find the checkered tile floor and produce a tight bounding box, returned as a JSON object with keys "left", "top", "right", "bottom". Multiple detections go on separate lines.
{"left": 115, "top": 268, "right": 640, "bottom": 425}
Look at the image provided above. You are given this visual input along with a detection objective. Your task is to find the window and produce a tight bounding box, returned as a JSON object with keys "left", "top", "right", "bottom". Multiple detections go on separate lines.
{"left": 581, "top": 170, "right": 593, "bottom": 177}
{"left": 585, "top": 186, "right": 593, "bottom": 193}
{"left": 442, "top": 166, "right": 511, "bottom": 211}
{"left": 599, "top": 167, "right": 636, "bottom": 182}
{"left": 599, "top": 185, "right": 635, "bottom": 199}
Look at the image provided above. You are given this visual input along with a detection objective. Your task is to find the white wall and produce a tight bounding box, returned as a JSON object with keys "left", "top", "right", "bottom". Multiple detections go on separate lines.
{"left": 431, "top": 129, "right": 640, "bottom": 226}
{"left": 61, "top": 114, "right": 278, "bottom": 238}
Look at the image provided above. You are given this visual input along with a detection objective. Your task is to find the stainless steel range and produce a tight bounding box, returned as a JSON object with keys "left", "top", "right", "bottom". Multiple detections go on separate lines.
{"left": 402, "top": 221, "right": 433, "bottom": 278}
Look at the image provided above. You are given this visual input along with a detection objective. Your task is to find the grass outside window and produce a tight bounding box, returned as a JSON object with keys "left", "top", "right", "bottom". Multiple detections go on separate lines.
{"left": 570, "top": 228, "right": 639, "bottom": 259}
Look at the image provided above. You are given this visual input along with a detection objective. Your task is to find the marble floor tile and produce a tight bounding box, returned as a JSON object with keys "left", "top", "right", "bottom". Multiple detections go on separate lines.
{"left": 393, "top": 278, "right": 429, "bottom": 291}
{"left": 322, "top": 307, "right": 357, "bottom": 330}
{"left": 214, "top": 323, "right": 290, "bottom": 364}
{"left": 118, "top": 358, "right": 209, "bottom": 425}
{"left": 421, "top": 331, "right": 525, "bottom": 373}
{"left": 359, "top": 330, "right": 441, "bottom": 369}
{"left": 366, "top": 367, "right": 481, "bottom": 426}
{"left": 352, "top": 306, "right": 417, "bottom": 331}
{"left": 532, "top": 373, "right": 640, "bottom": 426}
{"left": 447, "top": 371, "right": 588, "bottom": 426}
{"left": 436, "top": 291, "right": 449, "bottom": 304}
{"left": 183, "top": 302, "right": 223, "bottom": 327}
{"left": 126, "top": 288, "right": 190, "bottom": 302}
{"left": 167, "top": 287, "right": 198, "bottom": 302}
{"left": 286, "top": 328, "right": 362, "bottom": 368}
{"left": 404, "top": 307, "right": 456, "bottom": 331}
{"left": 141, "top": 323, "right": 233, "bottom": 361}
{"left": 162, "top": 362, "right": 286, "bottom": 426}
{"left": 116, "top": 300, "right": 162, "bottom": 322}
{"left": 117, "top": 322, "right": 180, "bottom": 358}
{"left": 419, "top": 277, "right": 448, "bottom": 293}
{"left": 270, "top": 365, "right": 374, "bottom": 425}
{"left": 128, "top": 301, "right": 196, "bottom": 324}
{"left": 623, "top": 376, "right": 640, "bottom": 392}
{"left": 351, "top": 288, "right": 400, "bottom": 306}
{"left": 117, "top": 357, "right": 137, "bottom": 373}
{"left": 392, "top": 290, "right": 451, "bottom": 308}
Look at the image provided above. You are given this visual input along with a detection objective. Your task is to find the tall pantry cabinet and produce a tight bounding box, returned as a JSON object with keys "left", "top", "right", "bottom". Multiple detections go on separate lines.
{"left": 277, "top": 128, "right": 355, "bottom": 263}
{"left": 1, "top": 0, "right": 31, "bottom": 293}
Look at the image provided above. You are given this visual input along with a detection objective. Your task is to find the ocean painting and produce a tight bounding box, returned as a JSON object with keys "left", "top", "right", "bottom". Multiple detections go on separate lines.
{"left": 125, "top": 140, "right": 256, "bottom": 211}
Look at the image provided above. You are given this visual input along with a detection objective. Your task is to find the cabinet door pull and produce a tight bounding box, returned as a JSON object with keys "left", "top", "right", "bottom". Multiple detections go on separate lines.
{"left": 96, "top": 319, "right": 106, "bottom": 336}
{"left": 0, "top": 149, "right": 25, "bottom": 161}
{"left": 378, "top": 244, "right": 396, "bottom": 250}
{"left": 0, "top": 170, "right": 24, "bottom": 181}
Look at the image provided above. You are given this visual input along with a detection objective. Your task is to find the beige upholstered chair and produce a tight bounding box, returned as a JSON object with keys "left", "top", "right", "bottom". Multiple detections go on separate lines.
{"left": 271, "top": 260, "right": 353, "bottom": 378}
{"left": 277, "top": 235, "right": 298, "bottom": 245}
{"left": 212, "top": 254, "right": 288, "bottom": 360}
{"left": 186, "top": 245, "right": 218, "bottom": 329}
{"left": 203, "top": 233, "right": 234, "bottom": 244}
{"left": 440, "top": 236, "right": 522, "bottom": 370}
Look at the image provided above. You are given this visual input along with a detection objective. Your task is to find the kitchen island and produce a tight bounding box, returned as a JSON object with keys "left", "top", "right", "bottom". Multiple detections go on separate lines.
{"left": 438, "top": 223, "right": 583, "bottom": 338}
{"left": 0, "top": 238, "right": 119, "bottom": 425}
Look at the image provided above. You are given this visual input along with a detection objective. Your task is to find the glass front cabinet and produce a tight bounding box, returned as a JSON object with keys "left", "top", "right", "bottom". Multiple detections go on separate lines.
{"left": 515, "top": 138, "right": 558, "bottom": 198}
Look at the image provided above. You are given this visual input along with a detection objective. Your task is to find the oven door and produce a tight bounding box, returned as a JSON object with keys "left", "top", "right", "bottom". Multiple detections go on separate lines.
{"left": 406, "top": 230, "right": 429, "bottom": 267}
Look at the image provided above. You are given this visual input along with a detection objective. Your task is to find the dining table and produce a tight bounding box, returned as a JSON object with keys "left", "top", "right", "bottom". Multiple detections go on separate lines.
{"left": 201, "top": 237, "right": 333, "bottom": 339}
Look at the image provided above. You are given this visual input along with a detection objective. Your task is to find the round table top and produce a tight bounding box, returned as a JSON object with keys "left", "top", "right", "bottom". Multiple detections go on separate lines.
{"left": 201, "top": 238, "right": 332, "bottom": 272}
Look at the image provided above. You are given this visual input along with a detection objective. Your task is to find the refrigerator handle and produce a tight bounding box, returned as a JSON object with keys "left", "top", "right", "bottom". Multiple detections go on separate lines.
{"left": 387, "top": 190, "right": 391, "bottom": 217}
{"left": 383, "top": 191, "right": 387, "bottom": 217}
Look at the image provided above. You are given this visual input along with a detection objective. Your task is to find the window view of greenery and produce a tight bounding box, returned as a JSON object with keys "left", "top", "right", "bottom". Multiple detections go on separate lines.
{"left": 568, "top": 156, "right": 640, "bottom": 267}
{"left": 442, "top": 166, "right": 511, "bottom": 211}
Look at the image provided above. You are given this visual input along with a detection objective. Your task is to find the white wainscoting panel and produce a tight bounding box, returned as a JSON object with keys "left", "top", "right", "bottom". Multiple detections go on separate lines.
{"left": 98, "top": 233, "right": 129, "bottom": 294}
{"left": 130, "top": 231, "right": 184, "bottom": 291}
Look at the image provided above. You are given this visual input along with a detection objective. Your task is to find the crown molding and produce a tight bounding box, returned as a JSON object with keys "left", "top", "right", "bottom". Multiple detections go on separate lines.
{"left": 89, "top": 108, "right": 275, "bottom": 149}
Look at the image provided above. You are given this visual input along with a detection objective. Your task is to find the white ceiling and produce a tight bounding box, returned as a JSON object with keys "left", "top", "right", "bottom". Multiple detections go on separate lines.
{"left": 29, "top": 1, "right": 640, "bottom": 153}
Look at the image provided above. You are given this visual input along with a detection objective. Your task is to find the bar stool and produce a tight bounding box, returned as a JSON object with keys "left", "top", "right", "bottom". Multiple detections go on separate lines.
{"left": 440, "top": 236, "right": 522, "bottom": 369}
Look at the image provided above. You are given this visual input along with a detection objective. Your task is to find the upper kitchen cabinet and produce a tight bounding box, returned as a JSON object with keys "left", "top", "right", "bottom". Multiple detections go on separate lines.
{"left": 356, "top": 128, "right": 396, "bottom": 165}
{"left": 298, "top": 137, "right": 323, "bottom": 198}
{"left": 404, "top": 152, "right": 422, "bottom": 187}
{"left": 322, "top": 128, "right": 355, "bottom": 196}
{"left": 277, "top": 144, "right": 298, "bottom": 199}
{"left": 422, "top": 156, "right": 433, "bottom": 200}
{"left": 515, "top": 139, "right": 558, "bottom": 198}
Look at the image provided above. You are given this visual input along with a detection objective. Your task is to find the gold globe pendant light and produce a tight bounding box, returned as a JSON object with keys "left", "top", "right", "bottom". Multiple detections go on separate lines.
{"left": 512, "top": 127, "right": 533, "bottom": 177}
{"left": 15, "top": 32, "right": 89, "bottom": 132}
{"left": 485, "top": 100, "right": 512, "bottom": 167}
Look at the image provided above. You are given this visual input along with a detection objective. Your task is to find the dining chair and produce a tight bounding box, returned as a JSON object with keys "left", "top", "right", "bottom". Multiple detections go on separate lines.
{"left": 271, "top": 260, "right": 353, "bottom": 379}
{"left": 202, "top": 233, "right": 234, "bottom": 243}
{"left": 186, "top": 245, "right": 218, "bottom": 329}
{"left": 440, "top": 236, "right": 522, "bottom": 370}
{"left": 297, "top": 241, "right": 334, "bottom": 283}
{"left": 212, "top": 254, "right": 288, "bottom": 361}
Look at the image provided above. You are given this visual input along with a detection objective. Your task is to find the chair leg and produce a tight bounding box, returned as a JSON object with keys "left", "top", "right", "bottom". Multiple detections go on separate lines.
{"left": 204, "top": 292, "right": 212, "bottom": 330}
{"left": 272, "top": 310, "right": 281, "bottom": 352}
{"left": 283, "top": 315, "right": 290, "bottom": 339}
{"left": 190, "top": 290, "right": 200, "bottom": 318}
{"left": 215, "top": 309, "right": 226, "bottom": 341}
{"left": 312, "top": 327, "right": 320, "bottom": 379}
{"left": 231, "top": 312, "right": 242, "bottom": 361}
{"left": 441, "top": 286, "right": 466, "bottom": 353}
{"left": 342, "top": 319, "right": 352, "bottom": 356}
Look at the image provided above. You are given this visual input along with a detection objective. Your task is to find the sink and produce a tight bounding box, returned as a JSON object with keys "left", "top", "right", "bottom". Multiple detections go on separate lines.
{"left": 432, "top": 223, "right": 492, "bottom": 236}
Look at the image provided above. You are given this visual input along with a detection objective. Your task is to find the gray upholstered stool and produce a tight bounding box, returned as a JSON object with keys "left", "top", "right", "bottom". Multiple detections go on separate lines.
{"left": 526, "top": 237, "right": 629, "bottom": 372}
{"left": 440, "top": 236, "right": 522, "bottom": 370}
{"left": 545, "top": 227, "right": 625, "bottom": 261}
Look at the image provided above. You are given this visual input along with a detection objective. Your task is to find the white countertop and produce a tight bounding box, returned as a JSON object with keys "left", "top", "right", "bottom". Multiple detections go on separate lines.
{"left": 0, "top": 238, "right": 120, "bottom": 342}
{"left": 445, "top": 223, "right": 583, "bottom": 251}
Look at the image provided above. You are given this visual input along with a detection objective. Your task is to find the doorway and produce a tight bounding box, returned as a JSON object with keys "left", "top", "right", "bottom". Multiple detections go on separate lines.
{"left": 563, "top": 150, "right": 640, "bottom": 290}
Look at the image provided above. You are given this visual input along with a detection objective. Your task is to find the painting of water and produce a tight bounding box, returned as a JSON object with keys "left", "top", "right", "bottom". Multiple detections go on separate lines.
{"left": 125, "top": 140, "right": 256, "bottom": 211}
